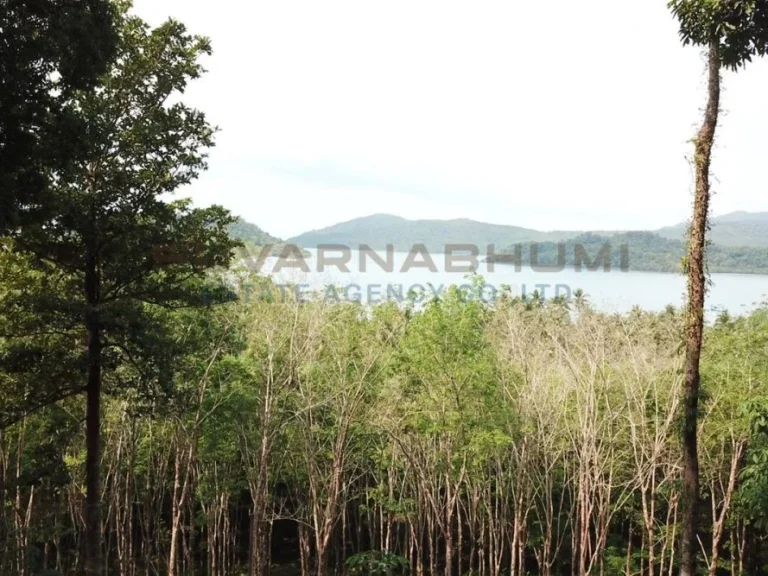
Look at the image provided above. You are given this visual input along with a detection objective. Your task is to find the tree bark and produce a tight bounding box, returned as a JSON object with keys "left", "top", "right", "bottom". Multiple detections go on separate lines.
{"left": 85, "top": 245, "right": 103, "bottom": 576}
{"left": 680, "top": 38, "right": 720, "bottom": 576}
{"left": 168, "top": 444, "right": 183, "bottom": 576}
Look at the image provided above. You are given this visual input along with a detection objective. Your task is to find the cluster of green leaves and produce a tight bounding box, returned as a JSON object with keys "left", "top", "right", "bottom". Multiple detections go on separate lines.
{"left": 739, "top": 399, "right": 768, "bottom": 529}
{"left": 709, "top": 308, "right": 768, "bottom": 530}
{"left": 669, "top": 0, "right": 768, "bottom": 69}
{"left": 1, "top": 0, "right": 242, "bottom": 421}
{"left": 0, "top": 0, "right": 117, "bottom": 233}
{"left": 345, "top": 551, "right": 410, "bottom": 576}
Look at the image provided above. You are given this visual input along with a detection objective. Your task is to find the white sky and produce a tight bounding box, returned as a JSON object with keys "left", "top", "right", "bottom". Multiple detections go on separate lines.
{"left": 133, "top": 0, "right": 768, "bottom": 239}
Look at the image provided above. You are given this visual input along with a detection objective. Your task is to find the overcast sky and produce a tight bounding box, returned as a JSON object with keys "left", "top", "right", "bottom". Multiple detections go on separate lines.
{"left": 132, "top": 0, "right": 768, "bottom": 239}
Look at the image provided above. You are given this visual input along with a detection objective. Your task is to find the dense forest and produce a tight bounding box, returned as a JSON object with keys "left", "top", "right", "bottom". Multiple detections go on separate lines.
{"left": 486, "top": 232, "right": 768, "bottom": 274}
{"left": 3, "top": 281, "right": 768, "bottom": 575}
{"left": 4, "top": 0, "right": 768, "bottom": 575}
{"left": 228, "top": 219, "right": 311, "bottom": 259}
{"left": 656, "top": 212, "right": 768, "bottom": 248}
{"left": 228, "top": 220, "right": 282, "bottom": 248}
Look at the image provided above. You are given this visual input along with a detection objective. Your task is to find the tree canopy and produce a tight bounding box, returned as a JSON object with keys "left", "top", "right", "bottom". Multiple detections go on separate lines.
{"left": 0, "top": 0, "right": 118, "bottom": 233}
{"left": 669, "top": 0, "right": 768, "bottom": 68}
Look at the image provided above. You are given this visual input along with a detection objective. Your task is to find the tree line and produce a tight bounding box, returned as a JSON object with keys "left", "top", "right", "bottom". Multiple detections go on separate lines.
{"left": 487, "top": 232, "right": 768, "bottom": 275}
{"left": 3, "top": 284, "right": 768, "bottom": 575}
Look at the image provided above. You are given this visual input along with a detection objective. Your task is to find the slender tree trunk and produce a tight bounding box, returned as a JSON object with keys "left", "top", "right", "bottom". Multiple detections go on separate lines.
{"left": 15, "top": 421, "right": 26, "bottom": 576}
{"left": 299, "top": 523, "right": 311, "bottom": 576}
{"left": 680, "top": 38, "right": 720, "bottom": 576}
{"left": 0, "top": 432, "right": 7, "bottom": 574}
{"left": 85, "top": 241, "right": 103, "bottom": 576}
{"left": 169, "top": 445, "right": 183, "bottom": 576}
{"left": 249, "top": 378, "right": 273, "bottom": 576}
{"left": 708, "top": 441, "right": 744, "bottom": 576}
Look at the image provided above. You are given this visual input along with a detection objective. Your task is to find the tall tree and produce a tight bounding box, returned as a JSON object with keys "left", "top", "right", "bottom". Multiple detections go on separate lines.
{"left": 11, "top": 4, "right": 238, "bottom": 574}
{"left": 0, "top": 0, "right": 117, "bottom": 234}
{"left": 668, "top": 1, "right": 768, "bottom": 574}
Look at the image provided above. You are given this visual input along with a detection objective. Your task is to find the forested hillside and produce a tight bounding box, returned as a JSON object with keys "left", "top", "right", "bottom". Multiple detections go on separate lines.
{"left": 228, "top": 218, "right": 310, "bottom": 259}
{"left": 657, "top": 211, "right": 768, "bottom": 247}
{"left": 228, "top": 218, "right": 282, "bottom": 245}
{"left": 290, "top": 214, "right": 768, "bottom": 273}
{"left": 487, "top": 231, "right": 768, "bottom": 274}
{"left": 288, "top": 213, "right": 567, "bottom": 252}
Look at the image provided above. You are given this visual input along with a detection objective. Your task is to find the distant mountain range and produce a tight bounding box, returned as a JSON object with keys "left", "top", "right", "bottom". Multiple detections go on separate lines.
{"left": 287, "top": 211, "right": 768, "bottom": 250}
{"left": 484, "top": 231, "right": 768, "bottom": 274}
{"left": 657, "top": 211, "right": 768, "bottom": 247}
{"left": 287, "top": 214, "right": 568, "bottom": 251}
{"left": 282, "top": 211, "right": 768, "bottom": 274}
{"left": 227, "top": 212, "right": 768, "bottom": 274}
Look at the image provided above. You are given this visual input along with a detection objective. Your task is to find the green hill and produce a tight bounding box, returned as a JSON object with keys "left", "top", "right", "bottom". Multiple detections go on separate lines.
{"left": 287, "top": 212, "right": 768, "bottom": 274}
{"left": 228, "top": 217, "right": 282, "bottom": 245}
{"left": 656, "top": 211, "right": 768, "bottom": 247}
{"left": 228, "top": 217, "right": 310, "bottom": 258}
{"left": 487, "top": 231, "right": 768, "bottom": 274}
{"left": 288, "top": 213, "right": 571, "bottom": 252}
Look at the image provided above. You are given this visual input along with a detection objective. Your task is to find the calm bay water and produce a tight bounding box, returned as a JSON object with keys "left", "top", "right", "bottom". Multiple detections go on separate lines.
{"left": 262, "top": 249, "right": 768, "bottom": 320}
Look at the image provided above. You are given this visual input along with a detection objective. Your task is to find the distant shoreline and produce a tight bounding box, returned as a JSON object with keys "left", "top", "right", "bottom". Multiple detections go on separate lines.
{"left": 257, "top": 245, "right": 768, "bottom": 277}
{"left": 485, "top": 256, "right": 768, "bottom": 277}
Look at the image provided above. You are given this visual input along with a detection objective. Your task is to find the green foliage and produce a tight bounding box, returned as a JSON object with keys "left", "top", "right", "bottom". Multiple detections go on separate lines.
{"left": 228, "top": 217, "right": 282, "bottom": 246}
{"left": 16, "top": 2, "right": 768, "bottom": 575}
{"left": 291, "top": 213, "right": 768, "bottom": 273}
{"left": 669, "top": 0, "right": 768, "bottom": 69}
{"left": 738, "top": 399, "right": 768, "bottom": 528}
{"left": 345, "top": 551, "right": 409, "bottom": 576}
{"left": 288, "top": 213, "right": 562, "bottom": 252}
{"left": 0, "top": 0, "right": 118, "bottom": 233}
{"left": 228, "top": 218, "right": 311, "bottom": 259}
{"left": 398, "top": 284, "right": 504, "bottom": 434}
{"left": 489, "top": 231, "right": 768, "bottom": 274}
{"left": 702, "top": 308, "right": 768, "bottom": 530}
{"left": 1, "top": 4, "right": 240, "bottom": 422}
{"left": 3, "top": 287, "right": 768, "bottom": 573}
{"left": 657, "top": 211, "right": 768, "bottom": 248}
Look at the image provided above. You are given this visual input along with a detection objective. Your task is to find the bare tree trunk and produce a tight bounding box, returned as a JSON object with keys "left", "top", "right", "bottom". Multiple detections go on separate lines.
{"left": 85, "top": 236, "right": 103, "bottom": 576}
{"left": 168, "top": 446, "right": 183, "bottom": 576}
{"left": 456, "top": 495, "right": 463, "bottom": 576}
{"left": 680, "top": 38, "right": 720, "bottom": 576}
{"left": 299, "top": 523, "right": 311, "bottom": 576}
{"left": 169, "top": 435, "right": 196, "bottom": 576}
{"left": 248, "top": 372, "right": 274, "bottom": 576}
{"left": 624, "top": 523, "right": 632, "bottom": 576}
{"left": 708, "top": 441, "right": 744, "bottom": 576}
